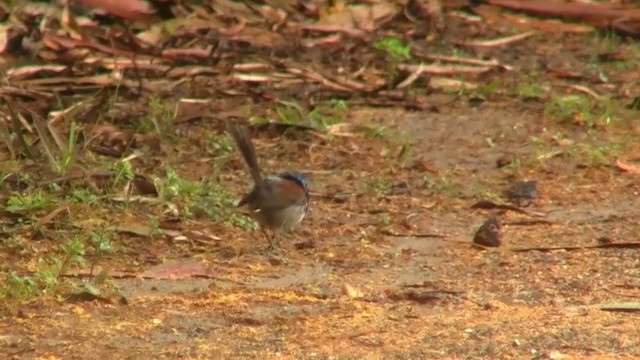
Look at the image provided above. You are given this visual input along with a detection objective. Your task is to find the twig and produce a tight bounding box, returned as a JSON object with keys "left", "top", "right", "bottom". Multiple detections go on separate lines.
{"left": 470, "top": 199, "right": 547, "bottom": 217}
{"left": 397, "top": 63, "right": 493, "bottom": 75}
{"left": 414, "top": 53, "right": 513, "bottom": 71}
{"left": 381, "top": 230, "right": 448, "bottom": 238}
{"left": 554, "top": 83, "right": 605, "bottom": 100}
{"left": 5, "top": 100, "right": 36, "bottom": 160}
{"left": 396, "top": 63, "right": 426, "bottom": 89}
{"left": 453, "top": 31, "right": 538, "bottom": 48}
{"left": 600, "top": 286, "right": 639, "bottom": 299}
{"left": 510, "top": 242, "right": 640, "bottom": 252}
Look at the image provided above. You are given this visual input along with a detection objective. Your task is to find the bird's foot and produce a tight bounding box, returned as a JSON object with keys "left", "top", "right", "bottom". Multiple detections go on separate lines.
{"left": 266, "top": 241, "right": 288, "bottom": 264}
{"left": 267, "top": 248, "right": 288, "bottom": 265}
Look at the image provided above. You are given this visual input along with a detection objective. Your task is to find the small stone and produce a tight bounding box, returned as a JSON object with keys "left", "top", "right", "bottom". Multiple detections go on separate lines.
{"left": 549, "top": 350, "right": 565, "bottom": 360}
{"left": 496, "top": 154, "right": 517, "bottom": 168}
{"left": 473, "top": 217, "right": 502, "bottom": 247}
{"left": 484, "top": 299, "right": 508, "bottom": 310}
{"left": 597, "top": 236, "right": 614, "bottom": 244}
{"left": 507, "top": 180, "right": 539, "bottom": 206}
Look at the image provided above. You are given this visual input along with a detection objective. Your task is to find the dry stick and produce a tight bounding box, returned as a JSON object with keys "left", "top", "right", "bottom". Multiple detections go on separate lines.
{"left": 230, "top": 73, "right": 269, "bottom": 82}
{"left": 112, "top": 24, "right": 144, "bottom": 94}
{"left": 349, "top": 94, "right": 427, "bottom": 110}
{"left": 453, "top": 31, "right": 538, "bottom": 48}
{"left": 5, "top": 100, "right": 36, "bottom": 160}
{"left": 39, "top": 170, "right": 115, "bottom": 187}
{"left": 294, "top": 61, "right": 381, "bottom": 92}
{"left": 294, "top": 23, "right": 369, "bottom": 39}
{"left": 553, "top": 83, "right": 605, "bottom": 100}
{"left": 509, "top": 242, "right": 640, "bottom": 252}
{"left": 470, "top": 199, "right": 546, "bottom": 217}
{"left": 34, "top": 206, "right": 69, "bottom": 230}
{"left": 486, "top": 0, "right": 640, "bottom": 29}
{"left": 0, "top": 119, "right": 16, "bottom": 158}
{"left": 503, "top": 219, "right": 555, "bottom": 226}
{"left": 311, "top": 67, "right": 376, "bottom": 92}
{"left": 600, "top": 286, "right": 640, "bottom": 299}
{"left": 0, "top": 86, "right": 55, "bottom": 100}
{"left": 395, "top": 286, "right": 485, "bottom": 307}
{"left": 24, "top": 104, "right": 69, "bottom": 170}
{"left": 396, "top": 63, "right": 425, "bottom": 89}
{"left": 290, "top": 64, "right": 371, "bottom": 92}
{"left": 301, "top": 34, "right": 343, "bottom": 48}
{"left": 233, "top": 63, "right": 272, "bottom": 72}
{"left": 415, "top": 53, "right": 513, "bottom": 71}
{"left": 612, "top": 282, "right": 640, "bottom": 290}
{"left": 44, "top": 33, "right": 133, "bottom": 57}
{"left": 397, "top": 63, "right": 493, "bottom": 75}
{"left": 58, "top": 270, "right": 239, "bottom": 282}
{"left": 308, "top": 191, "right": 358, "bottom": 199}
{"left": 381, "top": 229, "right": 449, "bottom": 238}
{"left": 287, "top": 67, "right": 351, "bottom": 92}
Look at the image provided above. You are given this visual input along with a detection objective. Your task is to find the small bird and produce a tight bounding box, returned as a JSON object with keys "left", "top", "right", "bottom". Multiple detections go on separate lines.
{"left": 226, "top": 121, "right": 309, "bottom": 251}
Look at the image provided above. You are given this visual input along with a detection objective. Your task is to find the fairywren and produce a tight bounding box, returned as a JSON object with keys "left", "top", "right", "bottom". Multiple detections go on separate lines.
{"left": 226, "top": 121, "right": 309, "bottom": 250}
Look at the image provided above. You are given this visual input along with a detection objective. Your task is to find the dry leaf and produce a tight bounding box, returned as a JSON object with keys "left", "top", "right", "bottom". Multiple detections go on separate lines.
{"left": 615, "top": 159, "right": 640, "bottom": 175}
{"left": 74, "top": 0, "right": 154, "bottom": 21}
{"left": 343, "top": 283, "right": 363, "bottom": 298}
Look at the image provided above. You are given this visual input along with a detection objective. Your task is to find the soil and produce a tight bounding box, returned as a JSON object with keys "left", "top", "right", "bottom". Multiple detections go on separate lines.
{"left": 2, "top": 2, "right": 640, "bottom": 360}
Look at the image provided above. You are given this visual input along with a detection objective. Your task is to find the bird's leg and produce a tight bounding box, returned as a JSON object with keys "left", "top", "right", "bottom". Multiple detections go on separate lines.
{"left": 270, "top": 231, "right": 281, "bottom": 252}
{"left": 261, "top": 227, "right": 279, "bottom": 252}
{"left": 263, "top": 228, "right": 287, "bottom": 264}
{"left": 261, "top": 227, "right": 271, "bottom": 249}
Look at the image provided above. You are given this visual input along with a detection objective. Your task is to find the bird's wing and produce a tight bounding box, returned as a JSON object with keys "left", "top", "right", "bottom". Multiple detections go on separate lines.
{"left": 257, "top": 177, "right": 307, "bottom": 211}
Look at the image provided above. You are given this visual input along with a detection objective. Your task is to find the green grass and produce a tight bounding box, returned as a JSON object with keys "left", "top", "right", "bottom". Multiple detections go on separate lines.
{"left": 375, "top": 37, "right": 412, "bottom": 61}
{"left": 584, "top": 143, "right": 623, "bottom": 167}
{"left": 0, "top": 236, "right": 86, "bottom": 304}
{"left": 592, "top": 29, "right": 622, "bottom": 58}
{"left": 112, "top": 159, "right": 136, "bottom": 189}
{"left": 140, "top": 96, "right": 177, "bottom": 135}
{"left": 58, "top": 121, "right": 80, "bottom": 175}
{"left": 252, "top": 98, "right": 348, "bottom": 131}
{"left": 205, "top": 132, "right": 235, "bottom": 157}
{"left": 545, "top": 94, "right": 621, "bottom": 129}
{"left": 512, "top": 71, "right": 548, "bottom": 100}
{"left": 545, "top": 94, "right": 591, "bottom": 123}
{"left": 422, "top": 173, "right": 460, "bottom": 197}
{"left": 155, "top": 168, "right": 256, "bottom": 230}
{"left": 365, "top": 125, "right": 388, "bottom": 138}
{"left": 69, "top": 188, "right": 100, "bottom": 205}
{"left": 6, "top": 190, "right": 55, "bottom": 214}
{"left": 478, "top": 80, "right": 503, "bottom": 98}
{"left": 0, "top": 158, "right": 260, "bottom": 307}
{"left": 374, "top": 37, "right": 413, "bottom": 87}
{"left": 0, "top": 157, "right": 263, "bottom": 307}
{"left": 367, "top": 177, "right": 394, "bottom": 196}
{"left": 0, "top": 226, "right": 122, "bottom": 308}
{"left": 3, "top": 106, "right": 82, "bottom": 175}
{"left": 0, "top": 91, "right": 279, "bottom": 307}
{"left": 366, "top": 127, "right": 413, "bottom": 164}
{"left": 472, "top": 184, "right": 501, "bottom": 201}
{"left": 376, "top": 212, "right": 391, "bottom": 231}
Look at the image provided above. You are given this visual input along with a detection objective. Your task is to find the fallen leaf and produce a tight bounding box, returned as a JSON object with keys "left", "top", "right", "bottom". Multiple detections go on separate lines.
{"left": 615, "top": 159, "right": 640, "bottom": 175}
{"left": 6, "top": 65, "right": 69, "bottom": 81}
{"left": 74, "top": 0, "right": 154, "bottom": 21}
{"left": 343, "top": 283, "right": 363, "bottom": 298}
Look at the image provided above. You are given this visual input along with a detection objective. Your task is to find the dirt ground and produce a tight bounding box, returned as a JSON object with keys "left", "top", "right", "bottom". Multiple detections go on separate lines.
{"left": 2, "top": 2, "right": 640, "bottom": 360}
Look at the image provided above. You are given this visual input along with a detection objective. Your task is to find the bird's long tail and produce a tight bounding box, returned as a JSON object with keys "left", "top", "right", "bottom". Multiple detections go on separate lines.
{"left": 226, "top": 120, "right": 262, "bottom": 185}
